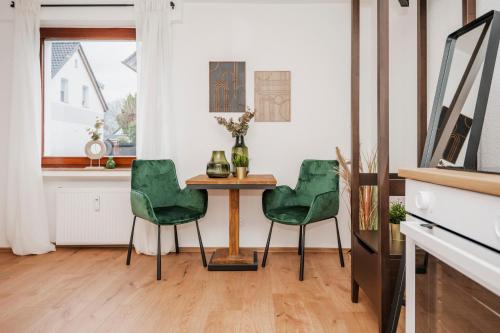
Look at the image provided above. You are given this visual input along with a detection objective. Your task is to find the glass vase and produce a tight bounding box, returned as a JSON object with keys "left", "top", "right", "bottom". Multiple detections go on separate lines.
{"left": 231, "top": 135, "right": 249, "bottom": 176}
{"left": 206, "top": 151, "right": 231, "bottom": 178}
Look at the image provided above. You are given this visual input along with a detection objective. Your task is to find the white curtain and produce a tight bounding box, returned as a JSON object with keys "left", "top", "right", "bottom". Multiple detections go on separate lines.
{"left": 133, "top": 0, "right": 176, "bottom": 255}
{"left": 6, "top": 0, "right": 55, "bottom": 255}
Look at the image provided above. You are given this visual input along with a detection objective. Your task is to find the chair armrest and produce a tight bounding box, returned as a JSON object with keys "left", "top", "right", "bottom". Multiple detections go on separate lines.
{"left": 304, "top": 190, "right": 339, "bottom": 223}
{"left": 131, "top": 190, "right": 157, "bottom": 222}
{"left": 262, "top": 185, "right": 297, "bottom": 212}
{"left": 177, "top": 188, "right": 208, "bottom": 215}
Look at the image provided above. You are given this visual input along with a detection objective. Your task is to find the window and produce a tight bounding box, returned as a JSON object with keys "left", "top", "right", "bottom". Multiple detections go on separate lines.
{"left": 60, "top": 78, "right": 68, "bottom": 103}
{"left": 41, "top": 28, "right": 136, "bottom": 167}
{"left": 82, "top": 85, "right": 89, "bottom": 108}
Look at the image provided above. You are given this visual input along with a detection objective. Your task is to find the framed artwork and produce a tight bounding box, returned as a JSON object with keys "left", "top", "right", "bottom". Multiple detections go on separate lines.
{"left": 209, "top": 61, "right": 246, "bottom": 113}
{"left": 254, "top": 71, "right": 291, "bottom": 122}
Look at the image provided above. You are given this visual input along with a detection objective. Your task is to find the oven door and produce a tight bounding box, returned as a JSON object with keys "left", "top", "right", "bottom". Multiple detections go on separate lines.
{"left": 402, "top": 220, "right": 500, "bottom": 333}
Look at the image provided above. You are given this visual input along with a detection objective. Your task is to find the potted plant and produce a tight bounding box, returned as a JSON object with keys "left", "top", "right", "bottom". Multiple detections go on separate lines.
{"left": 215, "top": 107, "right": 255, "bottom": 175}
{"left": 233, "top": 154, "right": 249, "bottom": 180}
{"left": 389, "top": 201, "right": 406, "bottom": 241}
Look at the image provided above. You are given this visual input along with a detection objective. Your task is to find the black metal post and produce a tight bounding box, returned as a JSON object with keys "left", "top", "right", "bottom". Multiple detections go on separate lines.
{"left": 387, "top": 245, "right": 406, "bottom": 333}
{"left": 262, "top": 221, "right": 274, "bottom": 267}
{"left": 174, "top": 225, "right": 179, "bottom": 254}
{"left": 126, "top": 216, "right": 136, "bottom": 265}
{"left": 195, "top": 220, "right": 207, "bottom": 267}
{"left": 157, "top": 224, "right": 161, "bottom": 281}
{"left": 334, "top": 217, "right": 345, "bottom": 267}
{"left": 10, "top": 1, "right": 175, "bottom": 10}
{"left": 299, "top": 224, "right": 306, "bottom": 281}
{"left": 298, "top": 225, "right": 303, "bottom": 255}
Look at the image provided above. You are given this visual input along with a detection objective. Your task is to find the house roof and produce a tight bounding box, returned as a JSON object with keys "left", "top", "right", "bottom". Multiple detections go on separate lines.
{"left": 122, "top": 52, "right": 137, "bottom": 72}
{"left": 51, "top": 42, "right": 80, "bottom": 78}
{"left": 51, "top": 42, "right": 108, "bottom": 111}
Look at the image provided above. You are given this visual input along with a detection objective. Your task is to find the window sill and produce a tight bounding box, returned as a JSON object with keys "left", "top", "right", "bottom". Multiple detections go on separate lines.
{"left": 42, "top": 168, "right": 131, "bottom": 180}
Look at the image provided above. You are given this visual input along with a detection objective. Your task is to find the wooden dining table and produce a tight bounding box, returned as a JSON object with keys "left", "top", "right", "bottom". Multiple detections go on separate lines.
{"left": 186, "top": 174, "right": 277, "bottom": 271}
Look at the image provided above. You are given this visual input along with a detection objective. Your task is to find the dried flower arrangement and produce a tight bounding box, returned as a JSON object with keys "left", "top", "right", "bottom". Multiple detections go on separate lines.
{"left": 214, "top": 107, "right": 255, "bottom": 137}
{"left": 87, "top": 118, "right": 104, "bottom": 141}
{"left": 336, "top": 146, "right": 378, "bottom": 231}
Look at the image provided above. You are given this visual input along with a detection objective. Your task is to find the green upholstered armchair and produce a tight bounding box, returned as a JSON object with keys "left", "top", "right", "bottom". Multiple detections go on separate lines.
{"left": 261, "top": 160, "right": 344, "bottom": 281}
{"left": 126, "top": 159, "right": 208, "bottom": 280}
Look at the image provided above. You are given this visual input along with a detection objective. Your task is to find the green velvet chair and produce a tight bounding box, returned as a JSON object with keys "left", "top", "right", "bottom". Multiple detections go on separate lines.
{"left": 126, "top": 159, "right": 208, "bottom": 280}
{"left": 261, "top": 159, "right": 344, "bottom": 281}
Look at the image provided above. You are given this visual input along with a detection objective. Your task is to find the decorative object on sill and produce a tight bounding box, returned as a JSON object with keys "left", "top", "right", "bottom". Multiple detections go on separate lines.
{"left": 389, "top": 201, "right": 406, "bottom": 241}
{"left": 209, "top": 61, "right": 246, "bottom": 113}
{"left": 335, "top": 146, "right": 378, "bottom": 230}
{"left": 206, "top": 151, "right": 231, "bottom": 178}
{"left": 85, "top": 118, "right": 106, "bottom": 168}
{"left": 254, "top": 71, "right": 291, "bottom": 122}
{"left": 215, "top": 107, "right": 254, "bottom": 175}
{"left": 105, "top": 156, "right": 116, "bottom": 169}
{"left": 233, "top": 154, "right": 249, "bottom": 180}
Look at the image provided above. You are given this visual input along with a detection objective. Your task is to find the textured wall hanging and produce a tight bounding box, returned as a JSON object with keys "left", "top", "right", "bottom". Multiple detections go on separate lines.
{"left": 254, "top": 71, "right": 291, "bottom": 122}
{"left": 209, "top": 62, "right": 246, "bottom": 113}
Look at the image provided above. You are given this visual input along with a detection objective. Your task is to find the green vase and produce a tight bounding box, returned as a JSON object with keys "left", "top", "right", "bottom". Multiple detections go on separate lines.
{"left": 105, "top": 156, "right": 116, "bottom": 169}
{"left": 206, "top": 151, "right": 231, "bottom": 178}
{"left": 231, "top": 135, "right": 249, "bottom": 176}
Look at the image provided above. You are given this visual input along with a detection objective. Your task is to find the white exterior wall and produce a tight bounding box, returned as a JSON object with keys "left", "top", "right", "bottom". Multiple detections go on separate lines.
{"left": 44, "top": 45, "right": 105, "bottom": 157}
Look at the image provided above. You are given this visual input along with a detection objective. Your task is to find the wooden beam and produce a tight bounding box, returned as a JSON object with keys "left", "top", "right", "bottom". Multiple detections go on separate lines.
{"left": 350, "top": 0, "right": 360, "bottom": 304}
{"left": 462, "top": 0, "right": 476, "bottom": 25}
{"left": 417, "top": 0, "right": 427, "bottom": 165}
{"left": 377, "top": 0, "right": 391, "bottom": 332}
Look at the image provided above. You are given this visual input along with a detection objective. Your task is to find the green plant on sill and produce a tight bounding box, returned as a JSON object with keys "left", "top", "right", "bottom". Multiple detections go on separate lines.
{"left": 233, "top": 154, "right": 249, "bottom": 168}
{"left": 389, "top": 201, "right": 406, "bottom": 225}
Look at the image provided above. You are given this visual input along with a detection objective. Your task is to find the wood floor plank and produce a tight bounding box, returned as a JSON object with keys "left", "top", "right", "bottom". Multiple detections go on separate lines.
{"left": 0, "top": 248, "right": 402, "bottom": 333}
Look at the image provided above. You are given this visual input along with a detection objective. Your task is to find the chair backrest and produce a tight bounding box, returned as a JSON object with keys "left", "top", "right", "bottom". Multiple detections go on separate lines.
{"left": 131, "top": 159, "right": 181, "bottom": 208}
{"left": 295, "top": 160, "right": 339, "bottom": 206}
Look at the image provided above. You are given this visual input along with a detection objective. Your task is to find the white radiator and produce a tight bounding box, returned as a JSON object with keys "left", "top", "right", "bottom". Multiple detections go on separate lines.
{"left": 55, "top": 188, "right": 133, "bottom": 245}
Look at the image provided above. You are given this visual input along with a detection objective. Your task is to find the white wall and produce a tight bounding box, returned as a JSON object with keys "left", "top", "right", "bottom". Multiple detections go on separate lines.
{"left": 0, "top": 0, "right": 420, "bottom": 249}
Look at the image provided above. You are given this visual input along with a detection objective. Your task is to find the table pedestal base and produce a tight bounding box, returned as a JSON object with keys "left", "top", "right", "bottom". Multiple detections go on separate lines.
{"left": 207, "top": 248, "right": 258, "bottom": 271}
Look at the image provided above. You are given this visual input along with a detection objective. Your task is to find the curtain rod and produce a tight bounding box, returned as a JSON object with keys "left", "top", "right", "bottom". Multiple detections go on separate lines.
{"left": 10, "top": 1, "right": 175, "bottom": 10}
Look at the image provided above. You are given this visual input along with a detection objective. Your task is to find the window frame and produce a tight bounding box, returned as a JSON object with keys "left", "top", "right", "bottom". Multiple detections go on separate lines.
{"left": 41, "top": 28, "right": 136, "bottom": 168}
{"left": 82, "top": 85, "right": 89, "bottom": 108}
{"left": 60, "top": 78, "right": 69, "bottom": 103}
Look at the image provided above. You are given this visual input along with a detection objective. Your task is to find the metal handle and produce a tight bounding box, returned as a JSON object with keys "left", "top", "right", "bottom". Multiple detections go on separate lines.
{"left": 415, "top": 191, "right": 432, "bottom": 210}
{"left": 95, "top": 196, "right": 100, "bottom": 212}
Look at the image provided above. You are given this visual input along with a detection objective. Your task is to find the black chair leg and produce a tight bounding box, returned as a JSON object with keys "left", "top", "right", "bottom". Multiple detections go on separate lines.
{"left": 126, "top": 216, "right": 137, "bottom": 265}
{"left": 157, "top": 224, "right": 161, "bottom": 281}
{"left": 300, "top": 224, "right": 306, "bottom": 281}
{"left": 174, "top": 225, "right": 180, "bottom": 254}
{"left": 195, "top": 220, "right": 207, "bottom": 267}
{"left": 298, "top": 225, "right": 303, "bottom": 255}
{"left": 334, "top": 217, "right": 345, "bottom": 267}
{"left": 262, "top": 221, "right": 274, "bottom": 267}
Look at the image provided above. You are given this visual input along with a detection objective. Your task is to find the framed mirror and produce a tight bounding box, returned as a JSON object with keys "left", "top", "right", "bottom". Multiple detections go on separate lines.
{"left": 421, "top": 11, "right": 500, "bottom": 173}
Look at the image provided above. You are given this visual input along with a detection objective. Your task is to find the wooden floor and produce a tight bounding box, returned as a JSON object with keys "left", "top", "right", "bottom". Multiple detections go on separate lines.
{"left": 0, "top": 248, "right": 403, "bottom": 333}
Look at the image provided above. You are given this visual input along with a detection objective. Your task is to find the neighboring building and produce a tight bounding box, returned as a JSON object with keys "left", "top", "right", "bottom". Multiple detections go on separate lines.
{"left": 44, "top": 42, "right": 108, "bottom": 157}
{"left": 122, "top": 52, "right": 137, "bottom": 72}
